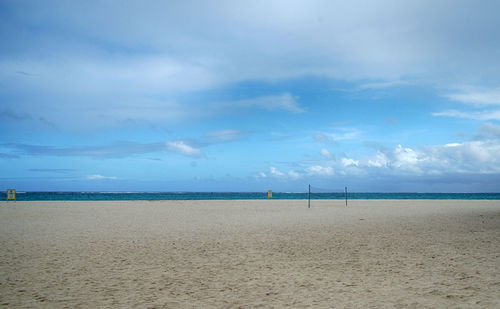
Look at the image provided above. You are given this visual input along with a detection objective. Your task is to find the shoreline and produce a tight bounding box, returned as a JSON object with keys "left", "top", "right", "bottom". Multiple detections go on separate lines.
{"left": 2, "top": 198, "right": 500, "bottom": 204}
{"left": 4, "top": 191, "right": 500, "bottom": 203}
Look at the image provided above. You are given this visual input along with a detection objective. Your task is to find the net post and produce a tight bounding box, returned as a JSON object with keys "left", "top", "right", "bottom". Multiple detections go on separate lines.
{"left": 345, "top": 186, "right": 348, "bottom": 207}
{"left": 308, "top": 184, "right": 310, "bottom": 208}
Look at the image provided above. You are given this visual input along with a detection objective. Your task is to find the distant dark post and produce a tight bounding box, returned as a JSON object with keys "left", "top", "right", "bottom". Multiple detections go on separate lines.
{"left": 345, "top": 186, "right": 348, "bottom": 207}
{"left": 308, "top": 184, "right": 311, "bottom": 208}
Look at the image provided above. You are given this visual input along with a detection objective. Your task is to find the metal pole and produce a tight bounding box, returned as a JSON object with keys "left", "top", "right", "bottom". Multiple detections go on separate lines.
{"left": 345, "top": 186, "right": 348, "bottom": 207}
{"left": 308, "top": 184, "right": 311, "bottom": 208}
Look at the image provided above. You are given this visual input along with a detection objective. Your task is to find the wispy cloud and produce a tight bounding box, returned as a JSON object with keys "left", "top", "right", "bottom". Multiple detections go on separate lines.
{"left": 0, "top": 108, "right": 32, "bottom": 121}
{"left": 255, "top": 172, "right": 267, "bottom": 179}
{"left": 165, "top": 141, "right": 202, "bottom": 157}
{"left": 266, "top": 134, "right": 297, "bottom": 142}
{"left": 29, "top": 168, "right": 76, "bottom": 173}
{"left": 87, "top": 174, "right": 117, "bottom": 180}
{"left": 262, "top": 167, "right": 303, "bottom": 180}
{"left": 315, "top": 128, "right": 361, "bottom": 144}
{"left": 269, "top": 166, "right": 285, "bottom": 177}
{"left": 436, "top": 87, "right": 500, "bottom": 121}
{"left": 306, "top": 165, "right": 334, "bottom": 176}
{"left": 0, "top": 108, "right": 58, "bottom": 129}
{"left": 204, "top": 129, "right": 246, "bottom": 143}
{"left": 385, "top": 117, "right": 399, "bottom": 125}
{"left": 329, "top": 121, "right": 351, "bottom": 127}
{"left": 432, "top": 109, "right": 500, "bottom": 121}
{"left": 16, "top": 71, "right": 38, "bottom": 76}
{"left": 228, "top": 93, "right": 304, "bottom": 113}
{"left": 0, "top": 153, "right": 19, "bottom": 159}
{"left": 4, "top": 142, "right": 165, "bottom": 158}
{"left": 475, "top": 123, "right": 500, "bottom": 140}
{"left": 287, "top": 170, "right": 301, "bottom": 180}
{"left": 320, "top": 149, "right": 334, "bottom": 160}
{"left": 445, "top": 88, "right": 500, "bottom": 106}
{"left": 358, "top": 80, "right": 410, "bottom": 90}
{"left": 341, "top": 158, "right": 359, "bottom": 167}
{"left": 1, "top": 130, "right": 251, "bottom": 160}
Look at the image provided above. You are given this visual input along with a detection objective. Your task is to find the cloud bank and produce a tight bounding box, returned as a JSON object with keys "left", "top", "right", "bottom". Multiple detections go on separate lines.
{"left": 2, "top": 1, "right": 500, "bottom": 129}
{"left": 261, "top": 126, "right": 500, "bottom": 182}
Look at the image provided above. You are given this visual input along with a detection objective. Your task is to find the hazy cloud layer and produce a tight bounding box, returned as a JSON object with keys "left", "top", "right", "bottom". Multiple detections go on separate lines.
{"left": 2, "top": 1, "right": 500, "bottom": 129}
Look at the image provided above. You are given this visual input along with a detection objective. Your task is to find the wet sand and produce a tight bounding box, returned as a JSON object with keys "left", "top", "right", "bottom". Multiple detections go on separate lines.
{"left": 0, "top": 199, "right": 499, "bottom": 308}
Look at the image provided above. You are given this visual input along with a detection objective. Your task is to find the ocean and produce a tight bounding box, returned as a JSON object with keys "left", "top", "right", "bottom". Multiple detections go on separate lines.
{"left": 2, "top": 191, "right": 500, "bottom": 201}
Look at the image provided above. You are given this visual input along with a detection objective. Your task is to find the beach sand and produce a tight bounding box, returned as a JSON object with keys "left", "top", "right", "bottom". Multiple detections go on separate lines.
{"left": 0, "top": 199, "right": 499, "bottom": 308}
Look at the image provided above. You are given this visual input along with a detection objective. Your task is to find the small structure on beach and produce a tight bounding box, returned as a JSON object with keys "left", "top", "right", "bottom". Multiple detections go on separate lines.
{"left": 6, "top": 188, "right": 16, "bottom": 202}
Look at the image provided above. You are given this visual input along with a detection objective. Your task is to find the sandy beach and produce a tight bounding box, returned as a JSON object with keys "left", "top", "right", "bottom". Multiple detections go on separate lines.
{"left": 0, "top": 199, "right": 499, "bottom": 308}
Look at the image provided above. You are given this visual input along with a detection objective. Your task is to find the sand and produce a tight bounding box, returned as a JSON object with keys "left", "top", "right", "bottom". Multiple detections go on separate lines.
{"left": 0, "top": 199, "right": 499, "bottom": 308}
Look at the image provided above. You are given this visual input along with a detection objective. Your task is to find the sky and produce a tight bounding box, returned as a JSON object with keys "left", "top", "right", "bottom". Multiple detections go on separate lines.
{"left": 1, "top": 0, "right": 500, "bottom": 192}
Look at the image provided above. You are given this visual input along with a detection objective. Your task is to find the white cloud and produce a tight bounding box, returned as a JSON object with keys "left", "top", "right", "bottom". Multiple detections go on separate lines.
{"left": 320, "top": 149, "right": 334, "bottom": 160}
{"left": 288, "top": 170, "right": 301, "bottom": 180}
{"left": 302, "top": 128, "right": 499, "bottom": 177}
{"left": 166, "top": 141, "right": 202, "bottom": 157}
{"left": 366, "top": 145, "right": 423, "bottom": 173}
{"left": 256, "top": 172, "right": 267, "bottom": 178}
{"left": 363, "top": 141, "right": 500, "bottom": 175}
{"left": 264, "top": 167, "right": 300, "bottom": 179}
{"left": 393, "top": 144, "right": 420, "bottom": 165}
{"left": 367, "top": 152, "right": 390, "bottom": 168}
{"left": 269, "top": 166, "right": 285, "bottom": 177}
{"left": 420, "top": 142, "right": 498, "bottom": 174}
{"left": 87, "top": 174, "right": 117, "bottom": 180}
{"left": 306, "top": 165, "right": 334, "bottom": 176}
{"left": 261, "top": 134, "right": 500, "bottom": 181}
{"left": 341, "top": 157, "right": 359, "bottom": 167}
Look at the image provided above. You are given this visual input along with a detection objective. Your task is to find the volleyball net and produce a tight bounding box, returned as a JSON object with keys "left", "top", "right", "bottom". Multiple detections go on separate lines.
{"left": 308, "top": 185, "right": 348, "bottom": 208}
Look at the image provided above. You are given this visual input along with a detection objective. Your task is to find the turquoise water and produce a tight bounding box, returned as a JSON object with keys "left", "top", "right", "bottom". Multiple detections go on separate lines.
{"left": 2, "top": 192, "right": 500, "bottom": 201}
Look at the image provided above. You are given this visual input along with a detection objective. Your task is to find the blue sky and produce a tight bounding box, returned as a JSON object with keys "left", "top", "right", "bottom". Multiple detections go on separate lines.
{"left": 1, "top": 0, "right": 500, "bottom": 192}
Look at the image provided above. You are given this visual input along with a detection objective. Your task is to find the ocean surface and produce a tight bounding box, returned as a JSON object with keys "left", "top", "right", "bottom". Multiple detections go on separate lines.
{"left": 2, "top": 192, "right": 500, "bottom": 201}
